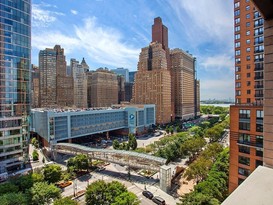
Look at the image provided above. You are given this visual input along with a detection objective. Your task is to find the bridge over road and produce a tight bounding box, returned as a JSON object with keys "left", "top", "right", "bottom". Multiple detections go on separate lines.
{"left": 52, "top": 143, "right": 172, "bottom": 192}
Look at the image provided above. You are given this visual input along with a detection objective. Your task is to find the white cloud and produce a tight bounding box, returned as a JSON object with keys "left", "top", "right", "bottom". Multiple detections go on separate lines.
{"left": 71, "top": 10, "right": 78, "bottom": 15}
{"left": 32, "top": 4, "right": 64, "bottom": 27}
{"left": 32, "top": 17, "right": 140, "bottom": 68}
{"left": 200, "top": 54, "right": 234, "bottom": 71}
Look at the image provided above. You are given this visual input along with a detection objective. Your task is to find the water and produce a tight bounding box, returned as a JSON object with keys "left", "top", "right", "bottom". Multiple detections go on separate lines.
{"left": 201, "top": 103, "right": 234, "bottom": 108}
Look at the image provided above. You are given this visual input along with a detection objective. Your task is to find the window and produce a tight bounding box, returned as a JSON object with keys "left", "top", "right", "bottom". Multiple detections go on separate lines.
{"left": 235, "top": 18, "right": 240, "bottom": 24}
{"left": 255, "top": 19, "right": 264, "bottom": 27}
{"left": 239, "top": 156, "right": 250, "bottom": 166}
{"left": 235, "top": 34, "right": 241, "bottom": 40}
{"left": 235, "top": 2, "right": 240, "bottom": 8}
{"left": 246, "top": 22, "right": 250, "bottom": 27}
{"left": 255, "top": 54, "right": 264, "bottom": 62}
{"left": 256, "top": 148, "right": 263, "bottom": 157}
{"left": 235, "top": 42, "right": 241, "bottom": 48}
{"left": 246, "top": 0, "right": 250, "bottom": 2}
{"left": 246, "top": 56, "right": 250, "bottom": 61}
{"left": 246, "top": 5, "right": 250, "bottom": 10}
{"left": 239, "top": 133, "right": 250, "bottom": 144}
{"left": 238, "top": 178, "right": 245, "bottom": 185}
{"left": 256, "top": 135, "right": 264, "bottom": 147}
{"left": 246, "top": 47, "right": 250, "bottom": 52}
{"left": 236, "top": 50, "right": 241, "bottom": 56}
{"left": 238, "top": 167, "right": 250, "bottom": 176}
{"left": 235, "top": 10, "right": 240, "bottom": 16}
{"left": 254, "top": 27, "right": 263, "bottom": 36}
{"left": 239, "top": 146, "right": 250, "bottom": 154}
{"left": 247, "top": 90, "right": 251, "bottom": 94}
{"left": 239, "top": 110, "right": 250, "bottom": 119}
{"left": 247, "top": 64, "right": 251, "bottom": 69}
{"left": 239, "top": 122, "right": 250, "bottom": 130}
{"left": 235, "top": 66, "right": 241, "bottom": 72}
{"left": 256, "top": 110, "right": 264, "bottom": 119}
{"left": 236, "top": 82, "right": 241, "bottom": 88}
{"left": 236, "top": 90, "right": 241, "bottom": 96}
{"left": 247, "top": 73, "right": 251, "bottom": 78}
{"left": 246, "top": 30, "right": 250, "bottom": 35}
{"left": 236, "top": 74, "right": 241, "bottom": 80}
{"left": 247, "top": 98, "right": 251, "bottom": 103}
{"left": 246, "top": 13, "right": 250, "bottom": 19}
{"left": 236, "top": 58, "right": 241, "bottom": 64}
{"left": 236, "top": 98, "right": 241, "bottom": 104}
{"left": 235, "top": 26, "right": 240, "bottom": 32}
{"left": 256, "top": 123, "right": 263, "bottom": 132}
{"left": 255, "top": 45, "right": 264, "bottom": 53}
{"left": 254, "top": 11, "right": 261, "bottom": 19}
{"left": 255, "top": 36, "right": 264, "bottom": 45}
{"left": 246, "top": 39, "right": 250, "bottom": 44}
{"left": 256, "top": 160, "right": 263, "bottom": 168}
{"left": 247, "top": 81, "right": 251, "bottom": 86}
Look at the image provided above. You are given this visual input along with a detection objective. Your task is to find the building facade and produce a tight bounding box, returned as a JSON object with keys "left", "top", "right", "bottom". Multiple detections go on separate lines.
{"left": 31, "top": 105, "right": 156, "bottom": 145}
{"left": 71, "top": 59, "right": 88, "bottom": 108}
{"left": 129, "top": 71, "right": 137, "bottom": 83}
{"left": 87, "top": 68, "right": 118, "bottom": 107}
{"left": 117, "top": 75, "right": 125, "bottom": 103}
{"left": 170, "top": 49, "right": 195, "bottom": 119}
{"left": 229, "top": 0, "right": 264, "bottom": 192}
{"left": 31, "top": 65, "right": 40, "bottom": 108}
{"left": 0, "top": 0, "right": 31, "bottom": 174}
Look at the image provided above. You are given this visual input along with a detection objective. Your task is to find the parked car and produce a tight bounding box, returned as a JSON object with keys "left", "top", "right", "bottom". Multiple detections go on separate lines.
{"left": 142, "top": 190, "right": 154, "bottom": 199}
{"left": 152, "top": 196, "right": 166, "bottom": 205}
{"left": 56, "top": 181, "right": 72, "bottom": 188}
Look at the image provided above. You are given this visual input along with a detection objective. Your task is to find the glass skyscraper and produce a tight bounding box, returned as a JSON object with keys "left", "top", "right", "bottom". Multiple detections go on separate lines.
{"left": 0, "top": 0, "right": 31, "bottom": 174}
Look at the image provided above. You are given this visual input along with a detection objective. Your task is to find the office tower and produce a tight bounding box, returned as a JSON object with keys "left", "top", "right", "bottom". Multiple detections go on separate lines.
{"left": 87, "top": 68, "right": 118, "bottom": 107}
{"left": 229, "top": 0, "right": 264, "bottom": 192}
{"left": 81, "top": 57, "right": 89, "bottom": 72}
{"left": 132, "top": 41, "right": 173, "bottom": 124}
{"left": 125, "top": 82, "right": 133, "bottom": 102}
{"left": 0, "top": 0, "right": 31, "bottom": 174}
{"left": 111, "top": 68, "right": 129, "bottom": 82}
{"left": 31, "top": 65, "right": 40, "bottom": 108}
{"left": 71, "top": 59, "right": 88, "bottom": 108}
{"left": 117, "top": 75, "right": 125, "bottom": 103}
{"left": 129, "top": 71, "right": 137, "bottom": 83}
{"left": 170, "top": 49, "right": 195, "bottom": 119}
{"left": 39, "top": 45, "right": 74, "bottom": 108}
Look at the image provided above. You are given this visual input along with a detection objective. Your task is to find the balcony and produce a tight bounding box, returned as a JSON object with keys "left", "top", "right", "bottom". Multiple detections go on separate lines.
{"left": 255, "top": 76, "right": 264, "bottom": 80}
{"left": 255, "top": 85, "right": 264, "bottom": 89}
{"left": 254, "top": 67, "right": 264, "bottom": 71}
{"left": 255, "top": 93, "right": 264, "bottom": 98}
{"left": 237, "top": 140, "right": 263, "bottom": 149}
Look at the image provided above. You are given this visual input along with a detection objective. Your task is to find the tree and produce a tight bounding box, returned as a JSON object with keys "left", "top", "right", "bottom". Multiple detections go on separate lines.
{"left": 179, "top": 192, "right": 219, "bottom": 205}
{"left": 43, "top": 164, "right": 62, "bottom": 184}
{"left": 0, "top": 192, "right": 28, "bottom": 205}
{"left": 85, "top": 180, "right": 108, "bottom": 205}
{"left": 113, "top": 139, "right": 120, "bottom": 150}
{"left": 73, "top": 154, "right": 89, "bottom": 171}
{"left": 169, "top": 126, "right": 174, "bottom": 134}
{"left": 128, "top": 134, "right": 137, "bottom": 150}
{"left": 30, "top": 182, "right": 61, "bottom": 205}
{"left": 31, "top": 137, "right": 39, "bottom": 148}
{"left": 0, "top": 182, "right": 19, "bottom": 195}
{"left": 53, "top": 197, "right": 78, "bottom": 205}
{"left": 32, "top": 172, "right": 44, "bottom": 182}
{"left": 176, "top": 126, "right": 182, "bottom": 133}
{"left": 112, "top": 192, "right": 140, "bottom": 205}
{"left": 32, "top": 149, "right": 39, "bottom": 161}
{"left": 11, "top": 174, "right": 33, "bottom": 192}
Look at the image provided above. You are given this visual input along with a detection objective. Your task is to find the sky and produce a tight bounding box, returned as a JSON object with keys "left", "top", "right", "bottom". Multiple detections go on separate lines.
{"left": 32, "top": 0, "right": 234, "bottom": 101}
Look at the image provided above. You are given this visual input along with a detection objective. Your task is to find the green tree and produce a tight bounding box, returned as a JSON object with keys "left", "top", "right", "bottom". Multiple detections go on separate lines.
{"left": 31, "top": 137, "right": 39, "bottom": 148}
{"left": 176, "top": 126, "right": 182, "bottom": 133}
{"left": 179, "top": 192, "right": 219, "bottom": 205}
{"left": 169, "top": 126, "right": 174, "bottom": 134}
{"left": 32, "top": 172, "right": 44, "bottom": 182}
{"left": 0, "top": 182, "right": 19, "bottom": 195}
{"left": 53, "top": 197, "right": 78, "bottom": 205}
{"left": 43, "top": 164, "right": 62, "bottom": 184}
{"left": 0, "top": 192, "right": 28, "bottom": 205}
{"left": 32, "top": 149, "right": 39, "bottom": 161}
{"left": 128, "top": 134, "right": 137, "bottom": 150}
{"left": 113, "top": 139, "right": 120, "bottom": 150}
{"left": 112, "top": 192, "right": 140, "bottom": 205}
{"left": 11, "top": 174, "right": 33, "bottom": 192}
{"left": 85, "top": 180, "right": 108, "bottom": 205}
{"left": 30, "top": 182, "right": 61, "bottom": 205}
{"left": 73, "top": 154, "right": 89, "bottom": 171}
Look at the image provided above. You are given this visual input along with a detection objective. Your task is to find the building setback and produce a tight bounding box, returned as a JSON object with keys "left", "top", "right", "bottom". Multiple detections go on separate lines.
{"left": 87, "top": 68, "right": 118, "bottom": 107}
{"left": 71, "top": 58, "right": 88, "bottom": 108}
{"left": 39, "top": 45, "right": 74, "bottom": 108}
{"left": 229, "top": 0, "right": 264, "bottom": 193}
{"left": 0, "top": 0, "right": 31, "bottom": 174}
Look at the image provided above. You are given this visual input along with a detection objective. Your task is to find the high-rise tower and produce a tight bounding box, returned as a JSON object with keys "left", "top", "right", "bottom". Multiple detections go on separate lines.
{"left": 229, "top": 0, "right": 264, "bottom": 192}
{"left": 0, "top": 0, "right": 31, "bottom": 174}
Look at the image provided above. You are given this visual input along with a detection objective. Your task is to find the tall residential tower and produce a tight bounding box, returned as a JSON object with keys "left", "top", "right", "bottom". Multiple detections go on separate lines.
{"left": 0, "top": 0, "right": 31, "bottom": 174}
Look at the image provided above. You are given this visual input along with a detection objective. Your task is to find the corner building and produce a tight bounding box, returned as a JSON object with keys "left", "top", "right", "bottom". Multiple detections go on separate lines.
{"left": 0, "top": 0, "right": 31, "bottom": 174}
{"left": 229, "top": 0, "right": 264, "bottom": 192}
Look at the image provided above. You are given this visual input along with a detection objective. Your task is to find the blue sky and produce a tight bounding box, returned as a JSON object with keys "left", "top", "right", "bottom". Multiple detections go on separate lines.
{"left": 32, "top": 0, "right": 234, "bottom": 100}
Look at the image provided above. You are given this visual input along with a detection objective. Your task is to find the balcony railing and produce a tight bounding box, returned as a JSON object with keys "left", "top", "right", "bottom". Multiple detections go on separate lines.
{"left": 237, "top": 140, "right": 263, "bottom": 148}
{"left": 255, "top": 93, "right": 264, "bottom": 98}
{"left": 255, "top": 76, "right": 264, "bottom": 80}
{"left": 254, "top": 85, "right": 264, "bottom": 89}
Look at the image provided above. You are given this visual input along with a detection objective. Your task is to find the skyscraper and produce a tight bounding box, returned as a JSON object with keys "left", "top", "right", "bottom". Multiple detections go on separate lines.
{"left": 71, "top": 59, "right": 88, "bottom": 108}
{"left": 31, "top": 65, "right": 40, "bottom": 108}
{"left": 111, "top": 68, "right": 129, "bottom": 82}
{"left": 39, "top": 45, "right": 74, "bottom": 108}
{"left": 0, "top": 0, "right": 31, "bottom": 174}
{"left": 229, "top": 0, "right": 264, "bottom": 192}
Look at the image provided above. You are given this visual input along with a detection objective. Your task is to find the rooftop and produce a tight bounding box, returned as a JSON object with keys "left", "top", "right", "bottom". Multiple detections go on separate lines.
{"left": 222, "top": 166, "right": 273, "bottom": 205}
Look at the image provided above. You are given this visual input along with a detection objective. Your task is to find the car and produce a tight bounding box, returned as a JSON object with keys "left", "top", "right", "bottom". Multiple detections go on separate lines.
{"left": 142, "top": 190, "right": 154, "bottom": 199}
{"left": 152, "top": 196, "right": 166, "bottom": 205}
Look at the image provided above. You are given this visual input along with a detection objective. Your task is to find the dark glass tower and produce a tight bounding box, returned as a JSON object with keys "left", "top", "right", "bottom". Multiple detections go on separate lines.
{"left": 0, "top": 0, "right": 31, "bottom": 174}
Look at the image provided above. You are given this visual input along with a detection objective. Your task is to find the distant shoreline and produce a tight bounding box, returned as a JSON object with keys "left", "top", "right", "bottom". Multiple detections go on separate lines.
{"left": 201, "top": 103, "right": 234, "bottom": 108}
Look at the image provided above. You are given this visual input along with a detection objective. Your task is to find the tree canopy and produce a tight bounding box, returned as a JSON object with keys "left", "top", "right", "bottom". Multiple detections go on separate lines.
{"left": 43, "top": 164, "right": 62, "bottom": 184}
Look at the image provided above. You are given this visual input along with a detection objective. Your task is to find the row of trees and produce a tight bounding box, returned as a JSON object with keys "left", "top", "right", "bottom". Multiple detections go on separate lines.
{"left": 85, "top": 180, "right": 139, "bottom": 205}
{"left": 205, "top": 116, "right": 229, "bottom": 142}
{"left": 180, "top": 148, "right": 230, "bottom": 205}
{"left": 113, "top": 134, "right": 137, "bottom": 151}
{"left": 200, "top": 105, "right": 229, "bottom": 115}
